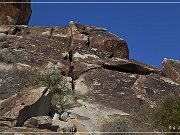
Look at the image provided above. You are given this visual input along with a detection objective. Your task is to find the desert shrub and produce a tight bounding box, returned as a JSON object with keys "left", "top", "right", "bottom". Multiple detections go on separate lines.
{"left": 13, "top": 67, "right": 72, "bottom": 113}
{"left": 153, "top": 95, "right": 180, "bottom": 132}
{"left": 100, "top": 115, "right": 134, "bottom": 135}
{"left": 51, "top": 94, "right": 71, "bottom": 113}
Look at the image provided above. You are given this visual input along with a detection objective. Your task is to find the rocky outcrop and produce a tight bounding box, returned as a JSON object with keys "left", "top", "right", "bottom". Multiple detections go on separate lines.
{"left": 0, "top": 87, "right": 52, "bottom": 126}
{"left": 163, "top": 58, "right": 180, "bottom": 84}
{"left": 104, "top": 57, "right": 162, "bottom": 75}
{"left": 0, "top": 0, "right": 32, "bottom": 25}
{"left": 69, "top": 22, "right": 129, "bottom": 62}
{"left": 0, "top": 22, "right": 179, "bottom": 133}
{"left": 74, "top": 69, "right": 140, "bottom": 113}
{"left": 23, "top": 116, "right": 52, "bottom": 129}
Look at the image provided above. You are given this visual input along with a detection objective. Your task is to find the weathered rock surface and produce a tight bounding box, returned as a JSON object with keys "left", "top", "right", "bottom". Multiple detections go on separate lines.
{"left": 0, "top": 0, "right": 32, "bottom": 25}
{"left": 104, "top": 57, "right": 162, "bottom": 75}
{"left": 74, "top": 68, "right": 180, "bottom": 119}
{"left": 132, "top": 74, "right": 180, "bottom": 107}
{"left": 74, "top": 69, "right": 140, "bottom": 114}
{"left": 131, "top": 74, "right": 180, "bottom": 124}
{"left": 0, "top": 87, "right": 52, "bottom": 126}
{"left": 49, "top": 120, "right": 76, "bottom": 133}
{"left": 69, "top": 22, "right": 129, "bottom": 61}
{"left": 0, "top": 22, "right": 179, "bottom": 134}
{"left": 163, "top": 58, "right": 180, "bottom": 84}
{"left": 70, "top": 57, "right": 103, "bottom": 79}
{"left": 23, "top": 116, "right": 52, "bottom": 129}
{"left": 68, "top": 100, "right": 129, "bottom": 132}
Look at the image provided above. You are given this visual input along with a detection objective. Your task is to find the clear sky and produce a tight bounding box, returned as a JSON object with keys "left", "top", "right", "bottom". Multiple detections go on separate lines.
{"left": 29, "top": 0, "right": 180, "bottom": 68}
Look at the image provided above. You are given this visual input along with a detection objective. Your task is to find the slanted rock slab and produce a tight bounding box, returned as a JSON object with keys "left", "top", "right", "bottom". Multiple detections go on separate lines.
{"left": 0, "top": 87, "right": 52, "bottom": 126}
{"left": 104, "top": 57, "right": 162, "bottom": 75}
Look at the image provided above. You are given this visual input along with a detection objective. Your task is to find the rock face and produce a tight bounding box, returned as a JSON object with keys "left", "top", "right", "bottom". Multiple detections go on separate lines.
{"left": 0, "top": 87, "right": 52, "bottom": 127}
{"left": 0, "top": 22, "right": 179, "bottom": 133}
{"left": 0, "top": 0, "right": 32, "bottom": 25}
{"left": 23, "top": 116, "right": 52, "bottom": 129}
{"left": 163, "top": 58, "right": 180, "bottom": 84}
{"left": 104, "top": 57, "right": 162, "bottom": 75}
{"left": 69, "top": 22, "right": 129, "bottom": 61}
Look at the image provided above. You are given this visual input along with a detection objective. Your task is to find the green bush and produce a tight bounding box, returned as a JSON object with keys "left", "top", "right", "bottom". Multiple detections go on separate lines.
{"left": 51, "top": 94, "right": 71, "bottom": 113}
{"left": 13, "top": 67, "right": 72, "bottom": 113}
{"left": 153, "top": 96, "right": 180, "bottom": 132}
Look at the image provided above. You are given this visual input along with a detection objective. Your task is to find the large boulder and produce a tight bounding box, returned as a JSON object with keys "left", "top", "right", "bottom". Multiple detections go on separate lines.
{"left": 0, "top": 87, "right": 52, "bottom": 126}
{"left": 69, "top": 22, "right": 129, "bottom": 61}
{"left": 0, "top": 0, "right": 32, "bottom": 25}
{"left": 162, "top": 58, "right": 180, "bottom": 84}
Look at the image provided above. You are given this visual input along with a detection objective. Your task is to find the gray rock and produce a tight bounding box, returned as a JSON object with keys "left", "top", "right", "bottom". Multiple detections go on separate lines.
{"left": 52, "top": 113, "right": 60, "bottom": 121}
{"left": 60, "top": 112, "right": 69, "bottom": 121}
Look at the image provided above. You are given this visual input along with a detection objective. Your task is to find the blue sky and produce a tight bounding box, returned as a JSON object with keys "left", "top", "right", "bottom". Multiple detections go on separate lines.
{"left": 29, "top": 0, "right": 180, "bottom": 68}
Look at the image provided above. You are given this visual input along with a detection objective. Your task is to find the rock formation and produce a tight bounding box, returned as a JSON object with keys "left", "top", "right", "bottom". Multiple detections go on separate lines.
{"left": 163, "top": 58, "right": 180, "bottom": 84}
{"left": 0, "top": 22, "right": 179, "bottom": 133}
{"left": 0, "top": 0, "right": 31, "bottom": 25}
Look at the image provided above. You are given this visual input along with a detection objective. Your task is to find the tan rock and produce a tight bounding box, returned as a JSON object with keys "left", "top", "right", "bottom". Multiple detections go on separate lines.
{"left": 0, "top": 87, "right": 53, "bottom": 126}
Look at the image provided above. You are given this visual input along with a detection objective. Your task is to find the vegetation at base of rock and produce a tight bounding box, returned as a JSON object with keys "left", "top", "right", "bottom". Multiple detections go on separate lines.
{"left": 51, "top": 94, "right": 70, "bottom": 113}
{"left": 100, "top": 115, "right": 134, "bottom": 135}
{"left": 153, "top": 95, "right": 180, "bottom": 132}
{"left": 13, "top": 67, "right": 72, "bottom": 113}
